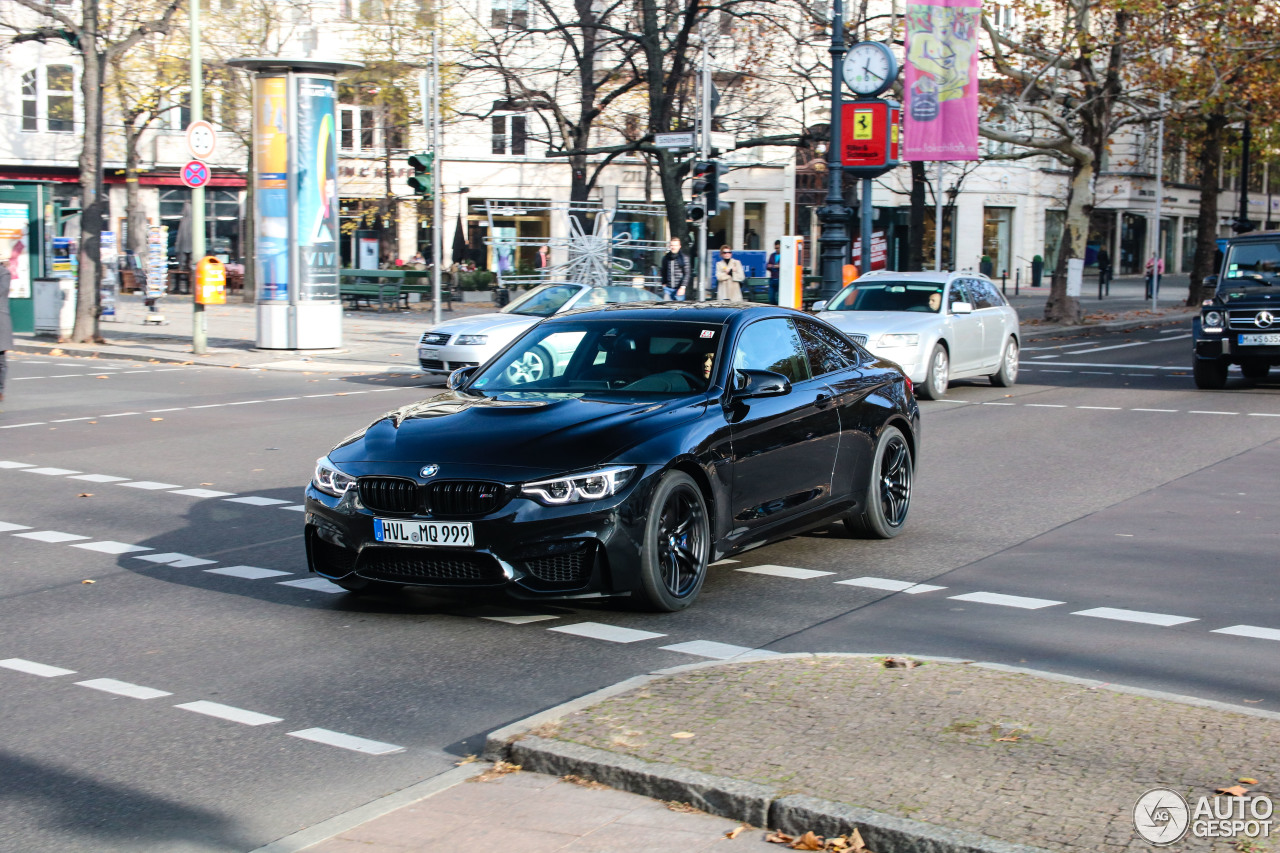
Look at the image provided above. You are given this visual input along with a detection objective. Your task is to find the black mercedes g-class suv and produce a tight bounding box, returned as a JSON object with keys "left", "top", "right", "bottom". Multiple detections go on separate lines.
{"left": 1192, "top": 231, "right": 1280, "bottom": 389}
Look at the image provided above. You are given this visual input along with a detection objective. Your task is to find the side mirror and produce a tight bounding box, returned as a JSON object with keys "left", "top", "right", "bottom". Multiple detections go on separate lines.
{"left": 732, "top": 368, "right": 792, "bottom": 399}
{"left": 1203, "top": 274, "right": 1219, "bottom": 290}
{"left": 447, "top": 366, "right": 477, "bottom": 390}
{"left": 811, "top": 300, "right": 828, "bottom": 312}
{"left": 950, "top": 301, "right": 973, "bottom": 315}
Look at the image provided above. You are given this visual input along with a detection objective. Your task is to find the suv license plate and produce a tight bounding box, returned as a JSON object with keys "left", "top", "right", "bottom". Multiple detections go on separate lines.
{"left": 374, "top": 518, "right": 474, "bottom": 547}
{"left": 1239, "top": 333, "right": 1280, "bottom": 346}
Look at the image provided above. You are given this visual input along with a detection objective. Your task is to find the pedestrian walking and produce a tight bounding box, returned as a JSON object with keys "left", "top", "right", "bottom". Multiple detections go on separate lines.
{"left": 0, "top": 263, "right": 11, "bottom": 405}
{"left": 765, "top": 240, "right": 782, "bottom": 305}
{"left": 660, "top": 238, "right": 691, "bottom": 301}
{"left": 1097, "top": 247, "right": 1111, "bottom": 289}
{"left": 715, "top": 247, "right": 745, "bottom": 301}
{"left": 1145, "top": 255, "right": 1165, "bottom": 298}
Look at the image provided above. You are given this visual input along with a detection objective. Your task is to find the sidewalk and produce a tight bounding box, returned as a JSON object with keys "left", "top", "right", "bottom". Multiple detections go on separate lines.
{"left": 275, "top": 656, "right": 1278, "bottom": 853}
{"left": 11, "top": 276, "right": 1198, "bottom": 373}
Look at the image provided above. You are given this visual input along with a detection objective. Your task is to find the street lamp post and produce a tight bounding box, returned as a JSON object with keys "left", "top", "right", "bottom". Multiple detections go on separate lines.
{"left": 816, "top": 0, "right": 851, "bottom": 302}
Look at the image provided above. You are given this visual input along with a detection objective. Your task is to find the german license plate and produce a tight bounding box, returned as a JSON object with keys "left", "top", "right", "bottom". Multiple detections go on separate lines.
{"left": 374, "top": 518, "right": 474, "bottom": 547}
{"left": 419, "top": 348, "right": 439, "bottom": 359}
{"left": 1239, "top": 334, "right": 1280, "bottom": 346}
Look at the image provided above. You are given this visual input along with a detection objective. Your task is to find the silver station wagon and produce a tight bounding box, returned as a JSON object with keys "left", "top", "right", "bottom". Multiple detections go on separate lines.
{"left": 813, "top": 271, "right": 1021, "bottom": 399}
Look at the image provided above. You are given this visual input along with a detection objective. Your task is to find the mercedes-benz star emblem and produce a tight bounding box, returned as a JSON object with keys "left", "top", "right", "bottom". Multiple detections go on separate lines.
{"left": 1255, "top": 311, "right": 1275, "bottom": 328}
{"left": 420, "top": 465, "right": 439, "bottom": 478}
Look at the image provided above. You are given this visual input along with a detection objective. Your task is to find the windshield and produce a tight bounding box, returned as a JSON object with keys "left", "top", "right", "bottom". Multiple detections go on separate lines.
{"left": 825, "top": 281, "right": 944, "bottom": 313}
{"left": 502, "top": 284, "right": 584, "bottom": 317}
{"left": 470, "top": 319, "right": 722, "bottom": 395}
{"left": 1222, "top": 241, "right": 1280, "bottom": 288}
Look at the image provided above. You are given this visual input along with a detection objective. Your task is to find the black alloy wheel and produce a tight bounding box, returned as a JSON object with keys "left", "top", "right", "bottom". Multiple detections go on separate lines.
{"left": 845, "top": 425, "right": 913, "bottom": 539}
{"left": 636, "top": 471, "right": 709, "bottom": 611}
{"left": 1193, "top": 357, "right": 1229, "bottom": 389}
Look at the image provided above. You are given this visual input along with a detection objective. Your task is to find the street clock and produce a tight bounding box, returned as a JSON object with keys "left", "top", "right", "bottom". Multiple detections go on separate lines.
{"left": 843, "top": 41, "right": 898, "bottom": 98}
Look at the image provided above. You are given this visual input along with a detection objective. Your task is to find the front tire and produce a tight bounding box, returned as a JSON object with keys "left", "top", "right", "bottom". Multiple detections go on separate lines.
{"left": 917, "top": 344, "right": 949, "bottom": 400}
{"left": 990, "top": 337, "right": 1019, "bottom": 387}
{"left": 845, "top": 425, "right": 913, "bottom": 539}
{"left": 635, "top": 471, "right": 709, "bottom": 612}
{"left": 1193, "top": 358, "right": 1229, "bottom": 389}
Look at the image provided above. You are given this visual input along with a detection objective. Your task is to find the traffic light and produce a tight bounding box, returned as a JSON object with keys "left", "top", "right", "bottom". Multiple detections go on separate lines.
{"left": 686, "top": 203, "right": 705, "bottom": 223}
{"left": 407, "top": 151, "right": 434, "bottom": 197}
{"left": 708, "top": 161, "right": 730, "bottom": 215}
{"left": 690, "top": 160, "right": 714, "bottom": 197}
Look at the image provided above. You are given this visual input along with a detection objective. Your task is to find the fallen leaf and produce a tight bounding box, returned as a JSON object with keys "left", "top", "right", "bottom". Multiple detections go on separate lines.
{"left": 996, "top": 736, "right": 1020, "bottom": 742}
{"left": 151, "top": 418, "right": 163, "bottom": 422}
{"left": 670, "top": 731, "right": 696, "bottom": 739}
{"left": 725, "top": 825, "right": 747, "bottom": 839}
{"left": 663, "top": 800, "right": 703, "bottom": 814}
{"left": 454, "top": 754, "right": 479, "bottom": 765}
{"left": 881, "top": 657, "right": 920, "bottom": 669}
{"left": 1216, "top": 785, "right": 1249, "bottom": 796}
{"left": 97, "top": 375, "right": 109, "bottom": 379}
{"left": 76, "top": 493, "right": 93, "bottom": 498}
{"left": 790, "top": 831, "right": 825, "bottom": 850}
{"left": 847, "top": 828, "right": 869, "bottom": 851}
{"left": 200, "top": 483, "right": 213, "bottom": 486}
{"left": 1240, "top": 777, "right": 1259, "bottom": 785}
{"left": 1244, "top": 699, "right": 1262, "bottom": 704}
{"left": 82, "top": 579, "right": 95, "bottom": 584}
{"left": 765, "top": 832, "right": 794, "bottom": 844}
{"left": 88, "top": 421, "right": 97, "bottom": 425}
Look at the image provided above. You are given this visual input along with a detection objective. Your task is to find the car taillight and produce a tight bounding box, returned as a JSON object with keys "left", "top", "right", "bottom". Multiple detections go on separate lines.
{"left": 903, "top": 375, "right": 914, "bottom": 395}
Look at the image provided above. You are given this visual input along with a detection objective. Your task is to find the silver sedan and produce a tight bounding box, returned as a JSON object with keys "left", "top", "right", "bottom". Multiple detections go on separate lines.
{"left": 813, "top": 271, "right": 1020, "bottom": 399}
{"left": 417, "top": 283, "right": 662, "bottom": 382}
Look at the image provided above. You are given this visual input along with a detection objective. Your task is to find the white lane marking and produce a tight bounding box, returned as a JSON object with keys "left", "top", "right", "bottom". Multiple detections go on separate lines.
{"left": 548, "top": 622, "right": 667, "bottom": 643}
{"left": 0, "top": 461, "right": 34, "bottom": 468}
{"left": 227, "top": 400, "right": 265, "bottom": 406}
{"left": 0, "top": 522, "right": 33, "bottom": 533}
{"left": 660, "top": 640, "right": 779, "bottom": 660}
{"left": 69, "top": 474, "right": 131, "bottom": 482}
{"left": 13, "top": 530, "right": 90, "bottom": 543}
{"left": 133, "top": 552, "right": 217, "bottom": 568}
{"left": 1072, "top": 607, "right": 1197, "bottom": 627}
{"left": 736, "top": 564, "right": 836, "bottom": 580}
{"left": 170, "top": 488, "right": 236, "bottom": 499}
{"left": 51, "top": 417, "right": 95, "bottom": 423}
{"left": 1032, "top": 361, "right": 1187, "bottom": 370}
{"left": 120, "top": 481, "right": 182, "bottom": 490}
{"left": 303, "top": 394, "right": 334, "bottom": 398}
{"left": 1160, "top": 328, "right": 1185, "bottom": 334}
{"left": 281, "top": 505, "right": 307, "bottom": 512}
{"left": 1080, "top": 371, "right": 1113, "bottom": 375}
{"left": 76, "top": 678, "right": 172, "bottom": 700}
{"left": 277, "top": 578, "right": 346, "bottom": 593}
{"left": 152, "top": 369, "right": 187, "bottom": 373}
{"left": 0, "top": 658, "right": 76, "bottom": 677}
{"left": 1076, "top": 406, "right": 1121, "bottom": 411}
{"left": 287, "top": 728, "right": 405, "bottom": 756}
{"left": 1248, "top": 413, "right": 1280, "bottom": 418}
{"left": 206, "top": 565, "right": 292, "bottom": 580}
{"left": 1025, "top": 404, "right": 1066, "bottom": 408}
{"left": 982, "top": 402, "right": 1015, "bottom": 406}
{"left": 225, "top": 496, "right": 291, "bottom": 506}
{"left": 710, "top": 559, "right": 740, "bottom": 566}
{"left": 949, "top": 591, "right": 1064, "bottom": 610}
{"left": 72, "top": 541, "right": 153, "bottom": 555}
{"left": 836, "top": 577, "right": 945, "bottom": 594}
{"left": 267, "top": 397, "right": 300, "bottom": 401}
{"left": 1031, "top": 355, "right": 1060, "bottom": 360}
{"left": 482, "top": 614, "right": 560, "bottom": 625}
{"left": 188, "top": 404, "right": 227, "bottom": 409}
{"left": 1189, "top": 410, "right": 1237, "bottom": 416}
{"left": 1131, "top": 408, "right": 1177, "bottom": 413}
{"left": 175, "top": 701, "right": 283, "bottom": 726}
{"left": 0, "top": 423, "right": 46, "bottom": 429}
{"left": 147, "top": 408, "right": 185, "bottom": 413}
{"left": 102, "top": 412, "right": 140, "bottom": 418}
{"left": 1212, "top": 625, "right": 1280, "bottom": 642}
{"left": 1058, "top": 340, "right": 1158, "bottom": 355}
{"left": 1039, "top": 369, "right": 1071, "bottom": 373}
{"left": 20, "top": 467, "right": 82, "bottom": 476}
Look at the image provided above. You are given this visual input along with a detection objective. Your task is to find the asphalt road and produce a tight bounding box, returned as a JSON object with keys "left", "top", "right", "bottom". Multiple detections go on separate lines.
{"left": 3, "top": 320, "right": 1279, "bottom": 852}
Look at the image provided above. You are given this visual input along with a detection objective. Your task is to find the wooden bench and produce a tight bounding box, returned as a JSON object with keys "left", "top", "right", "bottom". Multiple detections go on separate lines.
{"left": 339, "top": 269, "right": 454, "bottom": 312}
{"left": 340, "top": 281, "right": 403, "bottom": 312}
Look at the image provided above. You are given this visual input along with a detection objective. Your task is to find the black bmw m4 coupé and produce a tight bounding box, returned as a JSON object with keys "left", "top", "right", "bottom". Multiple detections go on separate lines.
{"left": 305, "top": 302, "right": 919, "bottom": 611}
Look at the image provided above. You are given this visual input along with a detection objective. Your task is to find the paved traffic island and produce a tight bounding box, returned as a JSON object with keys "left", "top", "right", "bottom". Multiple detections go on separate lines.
{"left": 487, "top": 655, "right": 1279, "bottom": 853}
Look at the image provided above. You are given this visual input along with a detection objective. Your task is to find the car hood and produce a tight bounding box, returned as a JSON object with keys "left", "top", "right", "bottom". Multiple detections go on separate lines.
{"left": 329, "top": 390, "right": 707, "bottom": 478}
{"left": 816, "top": 310, "right": 941, "bottom": 338}
{"left": 424, "top": 312, "right": 539, "bottom": 339}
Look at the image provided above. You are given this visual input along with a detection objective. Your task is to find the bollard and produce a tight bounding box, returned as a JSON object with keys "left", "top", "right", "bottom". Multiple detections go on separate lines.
{"left": 1001, "top": 270, "right": 1007, "bottom": 295}
{"left": 1015, "top": 268, "right": 1020, "bottom": 296}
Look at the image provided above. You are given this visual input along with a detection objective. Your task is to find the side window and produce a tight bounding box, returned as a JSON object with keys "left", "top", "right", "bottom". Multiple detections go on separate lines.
{"left": 732, "top": 319, "right": 812, "bottom": 384}
{"left": 970, "top": 280, "right": 998, "bottom": 309}
{"left": 797, "top": 321, "right": 853, "bottom": 376}
{"left": 947, "top": 280, "right": 970, "bottom": 310}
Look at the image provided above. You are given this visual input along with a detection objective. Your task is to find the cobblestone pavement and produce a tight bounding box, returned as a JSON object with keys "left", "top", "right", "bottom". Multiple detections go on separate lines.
{"left": 543, "top": 657, "right": 1278, "bottom": 852}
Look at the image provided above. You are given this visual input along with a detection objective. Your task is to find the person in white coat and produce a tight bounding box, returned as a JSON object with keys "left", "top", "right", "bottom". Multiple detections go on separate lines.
{"left": 714, "top": 247, "right": 744, "bottom": 301}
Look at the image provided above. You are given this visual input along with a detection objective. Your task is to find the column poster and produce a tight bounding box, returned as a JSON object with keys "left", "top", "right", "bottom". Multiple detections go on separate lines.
{"left": 255, "top": 75, "right": 290, "bottom": 301}
{"left": 0, "top": 202, "right": 31, "bottom": 298}
{"left": 295, "top": 75, "right": 340, "bottom": 300}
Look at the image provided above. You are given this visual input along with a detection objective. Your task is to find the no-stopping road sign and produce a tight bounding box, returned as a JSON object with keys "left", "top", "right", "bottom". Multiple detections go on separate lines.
{"left": 181, "top": 160, "right": 211, "bottom": 189}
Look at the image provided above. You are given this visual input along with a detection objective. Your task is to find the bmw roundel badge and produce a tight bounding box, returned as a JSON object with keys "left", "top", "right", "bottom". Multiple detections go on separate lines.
{"left": 420, "top": 465, "right": 440, "bottom": 478}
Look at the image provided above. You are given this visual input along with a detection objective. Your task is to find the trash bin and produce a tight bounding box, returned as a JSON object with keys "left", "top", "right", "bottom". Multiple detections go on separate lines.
{"left": 1031, "top": 256, "right": 1044, "bottom": 288}
{"left": 493, "top": 286, "right": 510, "bottom": 308}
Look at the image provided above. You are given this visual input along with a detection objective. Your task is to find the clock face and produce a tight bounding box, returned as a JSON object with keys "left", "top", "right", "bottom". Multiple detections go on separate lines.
{"left": 843, "top": 42, "right": 896, "bottom": 96}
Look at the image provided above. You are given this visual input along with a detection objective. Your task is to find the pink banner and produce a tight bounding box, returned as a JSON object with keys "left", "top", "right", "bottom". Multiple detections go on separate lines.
{"left": 903, "top": 0, "right": 981, "bottom": 161}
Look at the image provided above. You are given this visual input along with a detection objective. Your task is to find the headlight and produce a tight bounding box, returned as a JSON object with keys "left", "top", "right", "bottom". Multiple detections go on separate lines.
{"left": 522, "top": 466, "right": 635, "bottom": 506}
{"left": 313, "top": 456, "right": 356, "bottom": 497}
{"left": 877, "top": 333, "right": 919, "bottom": 348}
{"left": 455, "top": 335, "right": 488, "bottom": 346}
{"left": 1203, "top": 311, "right": 1223, "bottom": 330}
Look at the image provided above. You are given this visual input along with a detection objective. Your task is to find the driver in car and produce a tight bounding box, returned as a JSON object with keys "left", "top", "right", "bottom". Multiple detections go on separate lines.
{"left": 928, "top": 291, "right": 942, "bottom": 312}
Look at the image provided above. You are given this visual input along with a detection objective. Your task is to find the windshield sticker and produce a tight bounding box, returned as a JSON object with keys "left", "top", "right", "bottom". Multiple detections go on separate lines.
{"left": 700, "top": 329, "right": 716, "bottom": 338}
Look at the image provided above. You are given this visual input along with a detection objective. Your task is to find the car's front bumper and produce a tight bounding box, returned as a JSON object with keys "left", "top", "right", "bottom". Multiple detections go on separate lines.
{"left": 303, "top": 472, "right": 657, "bottom": 599}
{"left": 417, "top": 343, "right": 497, "bottom": 375}
{"left": 863, "top": 345, "right": 926, "bottom": 382}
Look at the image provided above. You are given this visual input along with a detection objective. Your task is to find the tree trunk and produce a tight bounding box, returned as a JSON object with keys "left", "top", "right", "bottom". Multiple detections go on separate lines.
{"left": 1189, "top": 112, "right": 1226, "bottom": 306}
{"left": 1044, "top": 158, "right": 1090, "bottom": 324}
{"left": 73, "top": 31, "right": 105, "bottom": 343}
{"left": 907, "top": 161, "right": 925, "bottom": 271}
{"left": 124, "top": 122, "right": 148, "bottom": 276}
